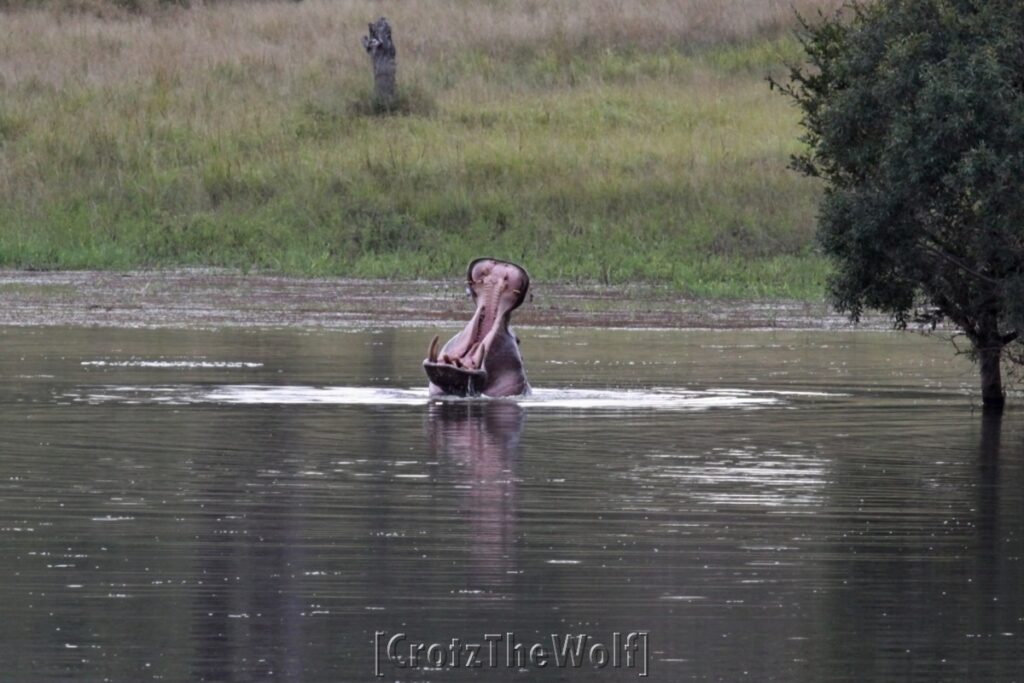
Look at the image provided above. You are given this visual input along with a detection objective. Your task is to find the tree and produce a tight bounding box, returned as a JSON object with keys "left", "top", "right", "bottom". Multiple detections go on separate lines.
{"left": 362, "top": 17, "right": 397, "bottom": 105}
{"left": 776, "top": 0, "right": 1024, "bottom": 411}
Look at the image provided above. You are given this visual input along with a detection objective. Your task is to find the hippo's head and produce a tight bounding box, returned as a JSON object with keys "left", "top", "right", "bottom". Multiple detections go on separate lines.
{"left": 424, "top": 258, "right": 530, "bottom": 397}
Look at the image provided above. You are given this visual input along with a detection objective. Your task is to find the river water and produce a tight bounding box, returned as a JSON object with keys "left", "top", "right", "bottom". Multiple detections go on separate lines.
{"left": 0, "top": 325, "right": 1021, "bottom": 682}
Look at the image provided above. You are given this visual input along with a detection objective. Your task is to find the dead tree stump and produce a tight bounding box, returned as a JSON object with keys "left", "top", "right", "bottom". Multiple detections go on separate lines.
{"left": 362, "top": 17, "right": 397, "bottom": 104}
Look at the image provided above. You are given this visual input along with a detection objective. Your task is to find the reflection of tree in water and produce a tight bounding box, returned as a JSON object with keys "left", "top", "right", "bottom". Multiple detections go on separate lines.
{"left": 976, "top": 412, "right": 1001, "bottom": 560}
{"left": 970, "top": 411, "right": 1009, "bottom": 678}
{"left": 189, "top": 409, "right": 305, "bottom": 682}
{"left": 814, "top": 414, "right": 1024, "bottom": 681}
{"left": 426, "top": 401, "right": 525, "bottom": 590}
{"left": 186, "top": 327, "right": 408, "bottom": 681}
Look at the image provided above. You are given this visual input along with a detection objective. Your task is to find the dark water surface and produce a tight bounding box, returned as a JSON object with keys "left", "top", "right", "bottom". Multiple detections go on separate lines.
{"left": 1, "top": 326, "right": 1022, "bottom": 682}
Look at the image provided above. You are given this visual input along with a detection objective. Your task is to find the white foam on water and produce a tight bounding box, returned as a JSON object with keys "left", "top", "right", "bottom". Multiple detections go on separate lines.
{"left": 64, "top": 384, "right": 846, "bottom": 411}
{"left": 200, "top": 385, "right": 787, "bottom": 410}
{"left": 521, "top": 388, "right": 778, "bottom": 409}
{"left": 206, "top": 385, "right": 426, "bottom": 405}
{"left": 82, "top": 360, "right": 263, "bottom": 369}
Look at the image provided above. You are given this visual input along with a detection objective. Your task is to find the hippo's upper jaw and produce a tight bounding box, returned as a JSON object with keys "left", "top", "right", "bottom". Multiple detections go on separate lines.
{"left": 424, "top": 258, "right": 530, "bottom": 398}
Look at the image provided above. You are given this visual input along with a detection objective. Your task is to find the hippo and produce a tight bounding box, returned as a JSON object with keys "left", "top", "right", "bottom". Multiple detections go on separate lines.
{"left": 423, "top": 258, "right": 531, "bottom": 397}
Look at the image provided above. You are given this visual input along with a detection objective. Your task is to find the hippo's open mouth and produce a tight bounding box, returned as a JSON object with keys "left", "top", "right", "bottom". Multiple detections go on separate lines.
{"left": 424, "top": 258, "right": 530, "bottom": 397}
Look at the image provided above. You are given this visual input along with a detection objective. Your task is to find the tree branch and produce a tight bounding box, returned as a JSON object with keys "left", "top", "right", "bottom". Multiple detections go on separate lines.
{"left": 918, "top": 238, "right": 1001, "bottom": 286}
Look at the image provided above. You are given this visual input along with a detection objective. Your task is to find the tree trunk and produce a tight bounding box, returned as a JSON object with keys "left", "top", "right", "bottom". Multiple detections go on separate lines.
{"left": 979, "top": 342, "right": 1005, "bottom": 412}
{"left": 362, "top": 17, "right": 396, "bottom": 104}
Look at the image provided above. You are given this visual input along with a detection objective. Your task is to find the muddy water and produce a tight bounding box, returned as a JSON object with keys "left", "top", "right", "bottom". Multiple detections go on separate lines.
{"left": 0, "top": 326, "right": 1021, "bottom": 682}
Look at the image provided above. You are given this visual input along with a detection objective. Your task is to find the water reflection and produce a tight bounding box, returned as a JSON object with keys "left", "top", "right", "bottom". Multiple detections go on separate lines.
{"left": 187, "top": 415, "right": 306, "bottom": 682}
{"left": 624, "top": 447, "right": 830, "bottom": 509}
{"left": 1, "top": 326, "right": 1023, "bottom": 682}
{"left": 811, "top": 410, "right": 1024, "bottom": 682}
{"left": 426, "top": 402, "right": 524, "bottom": 590}
{"left": 977, "top": 412, "right": 1001, "bottom": 559}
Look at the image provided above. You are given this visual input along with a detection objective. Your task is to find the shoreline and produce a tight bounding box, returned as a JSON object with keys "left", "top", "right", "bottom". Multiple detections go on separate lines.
{"left": 0, "top": 268, "right": 898, "bottom": 332}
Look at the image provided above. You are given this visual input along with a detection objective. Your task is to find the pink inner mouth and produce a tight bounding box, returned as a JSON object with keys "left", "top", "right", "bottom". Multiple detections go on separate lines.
{"left": 426, "top": 260, "right": 528, "bottom": 372}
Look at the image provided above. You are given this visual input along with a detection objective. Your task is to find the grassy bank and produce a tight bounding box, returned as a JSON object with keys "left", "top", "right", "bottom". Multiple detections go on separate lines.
{"left": 0, "top": 0, "right": 839, "bottom": 298}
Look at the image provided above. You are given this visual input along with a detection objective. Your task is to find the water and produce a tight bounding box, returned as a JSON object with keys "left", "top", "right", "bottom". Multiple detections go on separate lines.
{"left": 1, "top": 326, "right": 1021, "bottom": 682}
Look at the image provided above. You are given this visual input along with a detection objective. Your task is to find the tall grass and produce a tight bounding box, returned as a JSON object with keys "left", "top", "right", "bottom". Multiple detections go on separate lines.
{"left": 0, "top": 0, "right": 842, "bottom": 298}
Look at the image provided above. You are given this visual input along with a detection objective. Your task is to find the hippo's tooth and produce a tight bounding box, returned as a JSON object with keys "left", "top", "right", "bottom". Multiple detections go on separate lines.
{"left": 472, "top": 341, "right": 487, "bottom": 368}
{"left": 462, "top": 343, "right": 478, "bottom": 369}
{"left": 427, "top": 335, "right": 439, "bottom": 363}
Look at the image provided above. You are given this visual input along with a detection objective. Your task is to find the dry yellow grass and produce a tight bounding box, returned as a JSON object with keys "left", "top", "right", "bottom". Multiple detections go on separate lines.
{"left": 0, "top": 0, "right": 843, "bottom": 297}
{"left": 0, "top": 0, "right": 843, "bottom": 90}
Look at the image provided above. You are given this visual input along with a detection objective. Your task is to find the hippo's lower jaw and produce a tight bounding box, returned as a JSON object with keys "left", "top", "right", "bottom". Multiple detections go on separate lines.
{"left": 424, "top": 258, "right": 530, "bottom": 398}
{"left": 422, "top": 360, "right": 487, "bottom": 397}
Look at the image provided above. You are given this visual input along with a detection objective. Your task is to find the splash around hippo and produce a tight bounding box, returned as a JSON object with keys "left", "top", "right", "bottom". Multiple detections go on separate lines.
{"left": 424, "top": 258, "right": 530, "bottom": 398}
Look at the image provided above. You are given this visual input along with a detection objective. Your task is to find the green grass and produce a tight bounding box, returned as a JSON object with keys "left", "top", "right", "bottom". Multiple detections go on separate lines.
{"left": 0, "top": 10, "right": 827, "bottom": 299}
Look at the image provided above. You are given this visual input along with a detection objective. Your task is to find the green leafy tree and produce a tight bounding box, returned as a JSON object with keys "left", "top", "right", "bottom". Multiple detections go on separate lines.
{"left": 776, "top": 0, "right": 1024, "bottom": 411}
